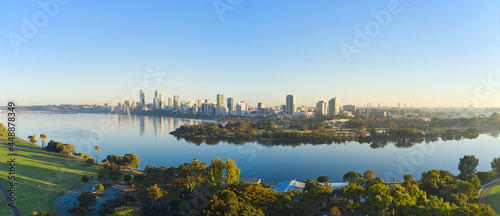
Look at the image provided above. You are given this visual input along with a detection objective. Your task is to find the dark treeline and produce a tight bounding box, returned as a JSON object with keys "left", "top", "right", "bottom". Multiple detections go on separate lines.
{"left": 170, "top": 121, "right": 483, "bottom": 148}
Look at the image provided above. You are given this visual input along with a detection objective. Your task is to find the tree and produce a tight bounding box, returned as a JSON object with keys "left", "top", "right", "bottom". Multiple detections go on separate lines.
{"left": 86, "top": 159, "right": 95, "bottom": 166}
{"left": 175, "top": 159, "right": 207, "bottom": 193}
{"left": 491, "top": 157, "right": 500, "bottom": 174}
{"left": 98, "top": 163, "right": 122, "bottom": 181}
{"left": 82, "top": 175, "right": 90, "bottom": 183}
{"left": 94, "top": 183, "right": 104, "bottom": 194}
{"left": 339, "top": 182, "right": 365, "bottom": 215}
{"left": 39, "top": 134, "right": 47, "bottom": 148}
{"left": 28, "top": 134, "right": 37, "bottom": 145}
{"left": 317, "top": 175, "right": 328, "bottom": 183}
{"left": 207, "top": 157, "right": 224, "bottom": 192}
{"left": 343, "top": 171, "right": 361, "bottom": 182}
{"left": 363, "top": 170, "right": 375, "bottom": 181}
{"left": 329, "top": 206, "right": 341, "bottom": 216}
{"left": 204, "top": 189, "right": 240, "bottom": 216}
{"left": 146, "top": 184, "right": 167, "bottom": 200}
{"left": 95, "top": 146, "right": 100, "bottom": 165}
{"left": 77, "top": 191, "right": 96, "bottom": 209}
{"left": 224, "top": 158, "right": 240, "bottom": 186}
{"left": 123, "top": 174, "right": 132, "bottom": 182}
{"left": 458, "top": 155, "right": 479, "bottom": 174}
{"left": 123, "top": 153, "right": 140, "bottom": 170}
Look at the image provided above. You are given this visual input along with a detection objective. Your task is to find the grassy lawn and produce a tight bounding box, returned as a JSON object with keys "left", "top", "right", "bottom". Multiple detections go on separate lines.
{"left": 487, "top": 184, "right": 500, "bottom": 214}
{"left": 0, "top": 135, "right": 98, "bottom": 215}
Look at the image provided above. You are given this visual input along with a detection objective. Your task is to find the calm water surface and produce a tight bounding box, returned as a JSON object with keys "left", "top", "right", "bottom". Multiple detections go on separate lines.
{"left": 2, "top": 113, "right": 499, "bottom": 184}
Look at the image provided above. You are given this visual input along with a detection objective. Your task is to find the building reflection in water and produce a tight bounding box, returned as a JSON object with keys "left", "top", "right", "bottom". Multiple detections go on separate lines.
{"left": 153, "top": 117, "right": 164, "bottom": 138}
{"left": 140, "top": 116, "right": 146, "bottom": 137}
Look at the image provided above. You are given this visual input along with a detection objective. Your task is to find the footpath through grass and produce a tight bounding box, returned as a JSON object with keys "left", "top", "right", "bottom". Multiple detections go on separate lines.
{"left": 0, "top": 134, "right": 98, "bottom": 215}
{"left": 487, "top": 184, "right": 500, "bottom": 215}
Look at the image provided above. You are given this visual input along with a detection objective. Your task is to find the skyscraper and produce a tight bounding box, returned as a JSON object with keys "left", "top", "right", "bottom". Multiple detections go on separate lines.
{"left": 257, "top": 102, "right": 264, "bottom": 110}
{"left": 328, "top": 97, "right": 339, "bottom": 116}
{"left": 286, "top": 95, "right": 296, "bottom": 115}
{"left": 227, "top": 97, "right": 234, "bottom": 111}
{"left": 217, "top": 94, "right": 224, "bottom": 108}
{"left": 168, "top": 97, "right": 173, "bottom": 107}
{"left": 159, "top": 91, "right": 164, "bottom": 109}
{"left": 316, "top": 101, "right": 327, "bottom": 116}
{"left": 153, "top": 90, "right": 159, "bottom": 109}
{"left": 139, "top": 90, "right": 146, "bottom": 107}
{"left": 173, "top": 95, "right": 180, "bottom": 109}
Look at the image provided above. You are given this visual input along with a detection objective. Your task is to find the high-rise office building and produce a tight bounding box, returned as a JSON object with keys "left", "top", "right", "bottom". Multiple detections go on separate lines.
{"left": 173, "top": 95, "right": 180, "bottom": 109}
{"left": 328, "top": 97, "right": 339, "bottom": 116}
{"left": 257, "top": 102, "right": 264, "bottom": 110}
{"left": 227, "top": 97, "right": 234, "bottom": 111}
{"left": 139, "top": 90, "right": 145, "bottom": 106}
{"left": 281, "top": 105, "right": 286, "bottom": 113}
{"left": 286, "top": 95, "right": 296, "bottom": 115}
{"left": 316, "top": 101, "right": 327, "bottom": 116}
{"left": 236, "top": 102, "right": 247, "bottom": 116}
{"left": 153, "top": 90, "right": 159, "bottom": 109}
{"left": 343, "top": 104, "right": 356, "bottom": 112}
{"left": 217, "top": 94, "right": 224, "bottom": 108}
{"left": 159, "top": 91, "right": 164, "bottom": 109}
{"left": 168, "top": 97, "right": 173, "bottom": 107}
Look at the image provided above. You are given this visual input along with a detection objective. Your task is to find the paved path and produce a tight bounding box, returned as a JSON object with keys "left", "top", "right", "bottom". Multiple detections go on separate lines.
{"left": 479, "top": 178, "right": 500, "bottom": 204}
{"left": 0, "top": 181, "right": 22, "bottom": 216}
{"left": 53, "top": 182, "right": 127, "bottom": 216}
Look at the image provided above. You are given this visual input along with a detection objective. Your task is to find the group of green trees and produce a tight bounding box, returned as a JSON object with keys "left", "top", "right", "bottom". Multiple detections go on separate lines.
{"left": 171, "top": 121, "right": 258, "bottom": 138}
{"left": 45, "top": 140, "right": 75, "bottom": 156}
{"left": 105, "top": 154, "right": 140, "bottom": 170}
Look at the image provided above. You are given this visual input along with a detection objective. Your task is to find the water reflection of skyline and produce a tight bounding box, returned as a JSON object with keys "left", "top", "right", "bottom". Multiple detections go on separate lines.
{"left": 115, "top": 115, "right": 207, "bottom": 138}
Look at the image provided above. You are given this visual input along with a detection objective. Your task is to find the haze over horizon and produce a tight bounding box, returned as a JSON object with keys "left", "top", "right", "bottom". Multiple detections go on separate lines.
{"left": 1, "top": 1, "right": 499, "bottom": 107}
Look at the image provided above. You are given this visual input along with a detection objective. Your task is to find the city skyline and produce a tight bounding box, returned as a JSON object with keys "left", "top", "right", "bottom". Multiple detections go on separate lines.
{"left": 1, "top": 1, "right": 499, "bottom": 107}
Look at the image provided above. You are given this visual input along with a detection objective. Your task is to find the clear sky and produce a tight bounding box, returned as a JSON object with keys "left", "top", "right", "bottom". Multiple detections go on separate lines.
{"left": 1, "top": 0, "right": 499, "bottom": 108}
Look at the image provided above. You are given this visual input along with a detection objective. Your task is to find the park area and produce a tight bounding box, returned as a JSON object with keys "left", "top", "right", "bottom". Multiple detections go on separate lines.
{"left": 0, "top": 133, "right": 98, "bottom": 215}
{"left": 487, "top": 184, "right": 500, "bottom": 214}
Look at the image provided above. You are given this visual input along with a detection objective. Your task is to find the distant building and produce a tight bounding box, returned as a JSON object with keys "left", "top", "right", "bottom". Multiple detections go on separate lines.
{"left": 328, "top": 97, "right": 339, "bottom": 116}
{"left": 173, "top": 95, "right": 180, "bottom": 109}
{"left": 227, "top": 97, "right": 234, "bottom": 111}
{"left": 292, "top": 111, "right": 314, "bottom": 118}
{"left": 343, "top": 104, "right": 356, "bottom": 112}
{"left": 217, "top": 94, "right": 224, "bottom": 108}
{"left": 286, "top": 95, "right": 296, "bottom": 115}
{"left": 168, "top": 97, "right": 173, "bottom": 108}
{"left": 257, "top": 102, "right": 265, "bottom": 110}
{"left": 139, "top": 90, "right": 145, "bottom": 106}
{"left": 215, "top": 107, "right": 228, "bottom": 116}
{"left": 236, "top": 102, "right": 247, "bottom": 116}
{"left": 159, "top": 91, "right": 164, "bottom": 109}
{"left": 316, "top": 101, "right": 327, "bottom": 116}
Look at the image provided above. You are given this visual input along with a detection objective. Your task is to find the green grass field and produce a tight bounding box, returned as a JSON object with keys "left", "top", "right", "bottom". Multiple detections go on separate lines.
{"left": 0, "top": 134, "right": 98, "bottom": 215}
{"left": 487, "top": 184, "right": 500, "bottom": 214}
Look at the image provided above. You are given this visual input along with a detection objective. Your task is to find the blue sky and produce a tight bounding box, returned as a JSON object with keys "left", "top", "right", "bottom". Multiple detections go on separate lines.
{"left": 1, "top": 0, "right": 499, "bottom": 108}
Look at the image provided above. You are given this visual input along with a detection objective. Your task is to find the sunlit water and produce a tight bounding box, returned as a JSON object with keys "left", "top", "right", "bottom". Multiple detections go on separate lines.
{"left": 2, "top": 113, "right": 499, "bottom": 184}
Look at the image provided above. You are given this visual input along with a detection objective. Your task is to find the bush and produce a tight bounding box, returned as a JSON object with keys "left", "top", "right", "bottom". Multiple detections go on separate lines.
{"left": 123, "top": 174, "right": 132, "bottom": 182}
{"left": 86, "top": 159, "right": 95, "bottom": 166}
{"left": 82, "top": 175, "right": 90, "bottom": 183}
